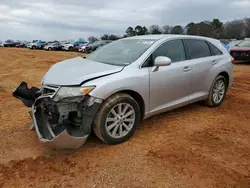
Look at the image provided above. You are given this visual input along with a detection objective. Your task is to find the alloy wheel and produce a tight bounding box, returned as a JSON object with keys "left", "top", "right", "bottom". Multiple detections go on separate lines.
{"left": 212, "top": 79, "right": 225, "bottom": 104}
{"left": 105, "top": 103, "right": 135, "bottom": 139}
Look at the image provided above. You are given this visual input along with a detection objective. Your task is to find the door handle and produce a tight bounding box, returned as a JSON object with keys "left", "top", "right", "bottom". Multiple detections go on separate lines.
{"left": 183, "top": 66, "right": 191, "bottom": 72}
{"left": 212, "top": 60, "right": 218, "bottom": 65}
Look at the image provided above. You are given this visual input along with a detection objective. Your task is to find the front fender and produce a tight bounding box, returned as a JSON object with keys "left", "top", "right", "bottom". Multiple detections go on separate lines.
{"left": 83, "top": 66, "right": 150, "bottom": 112}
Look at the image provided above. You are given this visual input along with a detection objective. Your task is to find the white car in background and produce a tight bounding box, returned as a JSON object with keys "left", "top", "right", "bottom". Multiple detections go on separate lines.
{"left": 0, "top": 43, "right": 4, "bottom": 47}
{"left": 62, "top": 42, "right": 73, "bottom": 51}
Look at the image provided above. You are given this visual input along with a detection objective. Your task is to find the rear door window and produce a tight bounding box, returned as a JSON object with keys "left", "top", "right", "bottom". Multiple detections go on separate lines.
{"left": 184, "top": 39, "right": 211, "bottom": 59}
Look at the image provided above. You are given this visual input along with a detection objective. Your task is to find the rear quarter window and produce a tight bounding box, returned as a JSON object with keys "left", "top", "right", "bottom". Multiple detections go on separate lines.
{"left": 184, "top": 39, "right": 211, "bottom": 59}
{"left": 207, "top": 41, "right": 223, "bottom": 55}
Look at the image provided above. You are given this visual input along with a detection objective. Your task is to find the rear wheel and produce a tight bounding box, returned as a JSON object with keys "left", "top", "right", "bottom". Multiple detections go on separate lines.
{"left": 205, "top": 75, "right": 227, "bottom": 107}
{"left": 48, "top": 47, "right": 52, "bottom": 51}
{"left": 93, "top": 93, "right": 140, "bottom": 145}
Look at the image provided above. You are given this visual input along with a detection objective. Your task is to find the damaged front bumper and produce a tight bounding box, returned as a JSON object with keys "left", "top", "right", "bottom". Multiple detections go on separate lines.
{"left": 13, "top": 83, "right": 101, "bottom": 149}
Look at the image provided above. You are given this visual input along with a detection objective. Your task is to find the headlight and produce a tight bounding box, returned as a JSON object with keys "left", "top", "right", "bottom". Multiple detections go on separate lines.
{"left": 55, "top": 86, "right": 95, "bottom": 100}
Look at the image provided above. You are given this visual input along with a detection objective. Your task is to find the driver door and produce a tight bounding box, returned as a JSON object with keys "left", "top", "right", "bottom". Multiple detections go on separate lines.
{"left": 148, "top": 39, "right": 192, "bottom": 113}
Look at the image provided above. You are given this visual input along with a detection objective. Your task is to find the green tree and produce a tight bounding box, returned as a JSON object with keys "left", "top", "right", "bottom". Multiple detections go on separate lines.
{"left": 162, "top": 25, "right": 172, "bottom": 34}
{"left": 244, "top": 18, "right": 250, "bottom": 38}
{"left": 135, "top": 25, "right": 143, "bottom": 35}
{"left": 149, "top": 25, "right": 162, "bottom": 34}
{"left": 126, "top": 27, "right": 135, "bottom": 36}
{"left": 224, "top": 19, "right": 246, "bottom": 39}
{"left": 185, "top": 22, "right": 198, "bottom": 35}
{"left": 134, "top": 25, "right": 148, "bottom": 35}
{"left": 109, "top": 34, "right": 120, "bottom": 40}
{"left": 142, "top": 26, "right": 149, "bottom": 34}
{"left": 88, "top": 36, "right": 99, "bottom": 42}
{"left": 211, "top": 18, "right": 224, "bottom": 38}
{"left": 195, "top": 21, "right": 213, "bottom": 37}
{"left": 100, "top": 34, "right": 109, "bottom": 40}
{"left": 171, "top": 25, "right": 184, "bottom": 34}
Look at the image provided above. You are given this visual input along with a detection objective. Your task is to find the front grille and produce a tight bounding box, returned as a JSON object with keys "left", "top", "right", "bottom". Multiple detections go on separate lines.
{"left": 41, "top": 85, "right": 60, "bottom": 97}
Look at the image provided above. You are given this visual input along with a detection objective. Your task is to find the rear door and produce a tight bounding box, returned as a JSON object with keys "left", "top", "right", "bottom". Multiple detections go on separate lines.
{"left": 183, "top": 39, "right": 221, "bottom": 100}
{"left": 148, "top": 39, "right": 192, "bottom": 112}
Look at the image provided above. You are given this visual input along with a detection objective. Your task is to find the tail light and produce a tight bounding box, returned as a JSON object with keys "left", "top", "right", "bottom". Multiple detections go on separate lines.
{"left": 231, "top": 56, "right": 235, "bottom": 64}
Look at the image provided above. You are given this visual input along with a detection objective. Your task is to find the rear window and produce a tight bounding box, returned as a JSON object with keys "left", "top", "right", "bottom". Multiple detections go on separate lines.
{"left": 207, "top": 42, "right": 223, "bottom": 55}
{"left": 185, "top": 39, "right": 211, "bottom": 59}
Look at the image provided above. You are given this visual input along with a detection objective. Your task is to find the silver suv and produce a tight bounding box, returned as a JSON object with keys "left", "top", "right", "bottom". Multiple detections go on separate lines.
{"left": 13, "top": 35, "right": 234, "bottom": 149}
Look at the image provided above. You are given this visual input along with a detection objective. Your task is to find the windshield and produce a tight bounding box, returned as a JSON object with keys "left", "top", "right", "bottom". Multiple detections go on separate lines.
{"left": 86, "top": 39, "right": 156, "bottom": 66}
{"left": 237, "top": 40, "right": 250, "bottom": 47}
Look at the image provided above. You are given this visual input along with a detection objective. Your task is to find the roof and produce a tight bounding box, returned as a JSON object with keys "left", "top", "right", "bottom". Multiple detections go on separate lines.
{"left": 122, "top": 34, "right": 217, "bottom": 41}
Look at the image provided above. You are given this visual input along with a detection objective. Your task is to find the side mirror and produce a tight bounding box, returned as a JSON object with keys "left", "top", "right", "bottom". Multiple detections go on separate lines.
{"left": 154, "top": 56, "right": 172, "bottom": 67}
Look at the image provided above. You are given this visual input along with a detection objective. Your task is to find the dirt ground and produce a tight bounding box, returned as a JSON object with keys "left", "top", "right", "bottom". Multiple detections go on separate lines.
{"left": 0, "top": 48, "right": 249, "bottom": 188}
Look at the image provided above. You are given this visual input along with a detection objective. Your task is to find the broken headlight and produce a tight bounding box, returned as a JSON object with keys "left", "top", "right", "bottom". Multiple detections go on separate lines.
{"left": 54, "top": 86, "right": 95, "bottom": 101}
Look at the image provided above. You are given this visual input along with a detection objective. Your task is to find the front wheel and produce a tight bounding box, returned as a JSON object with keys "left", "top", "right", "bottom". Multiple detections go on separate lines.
{"left": 93, "top": 93, "right": 140, "bottom": 145}
{"left": 205, "top": 75, "right": 227, "bottom": 107}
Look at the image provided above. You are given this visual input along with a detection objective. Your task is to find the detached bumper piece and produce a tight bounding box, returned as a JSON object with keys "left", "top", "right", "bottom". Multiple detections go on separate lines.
{"left": 13, "top": 82, "right": 101, "bottom": 149}
{"left": 12, "top": 82, "right": 41, "bottom": 107}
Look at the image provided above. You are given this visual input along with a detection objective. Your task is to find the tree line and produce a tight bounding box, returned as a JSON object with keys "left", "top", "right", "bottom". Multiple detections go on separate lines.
{"left": 89, "top": 17, "right": 250, "bottom": 42}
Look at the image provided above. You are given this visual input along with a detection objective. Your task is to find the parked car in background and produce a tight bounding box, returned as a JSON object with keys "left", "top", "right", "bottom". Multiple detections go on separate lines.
{"left": 62, "top": 41, "right": 88, "bottom": 51}
{"left": 61, "top": 42, "right": 73, "bottom": 51}
{"left": 13, "top": 34, "right": 233, "bottom": 149}
{"left": 221, "top": 42, "right": 230, "bottom": 52}
{"left": 228, "top": 40, "right": 242, "bottom": 49}
{"left": 0, "top": 42, "right": 3, "bottom": 47}
{"left": 16, "top": 42, "right": 29, "bottom": 48}
{"left": 74, "top": 43, "right": 86, "bottom": 51}
{"left": 230, "top": 39, "right": 250, "bottom": 62}
{"left": 43, "top": 42, "right": 63, "bottom": 51}
{"left": 85, "top": 40, "right": 111, "bottom": 53}
{"left": 29, "top": 41, "right": 47, "bottom": 49}
{"left": 26, "top": 42, "right": 33, "bottom": 48}
{"left": 78, "top": 42, "right": 90, "bottom": 52}
{"left": 3, "top": 40, "right": 16, "bottom": 47}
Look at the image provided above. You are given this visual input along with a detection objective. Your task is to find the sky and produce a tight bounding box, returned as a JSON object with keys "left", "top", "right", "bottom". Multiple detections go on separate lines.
{"left": 0, "top": 0, "right": 250, "bottom": 41}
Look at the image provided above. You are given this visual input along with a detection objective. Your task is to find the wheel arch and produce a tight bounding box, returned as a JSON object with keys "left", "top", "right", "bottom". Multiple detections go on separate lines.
{"left": 218, "top": 71, "right": 229, "bottom": 88}
{"left": 105, "top": 90, "right": 145, "bottom": 120}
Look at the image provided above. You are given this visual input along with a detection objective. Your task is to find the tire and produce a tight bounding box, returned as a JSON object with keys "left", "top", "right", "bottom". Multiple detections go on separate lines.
{"left": 93, "top": 93, "right": 140, "bottom": 145}
{"left": 32, "top": 46, "right": 36, "bottom": 50}
{"left": 48, "top": 47, "right": 52, "bottom": 51}
{"left": 204, "top": 75, "right": 227, "bottom": 107}
{"left": 68, "top": 46, "right": 73, "bottom": 51}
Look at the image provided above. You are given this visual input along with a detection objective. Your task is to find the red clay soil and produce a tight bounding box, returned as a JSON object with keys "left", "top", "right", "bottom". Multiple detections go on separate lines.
{"left": 0, "top": 48, "right": 249, "bottom": 188}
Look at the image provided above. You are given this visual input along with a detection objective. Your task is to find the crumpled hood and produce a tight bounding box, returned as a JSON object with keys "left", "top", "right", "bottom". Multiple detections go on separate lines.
{"left": 43, "top": 57, "right": 123, "bottom": 86}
